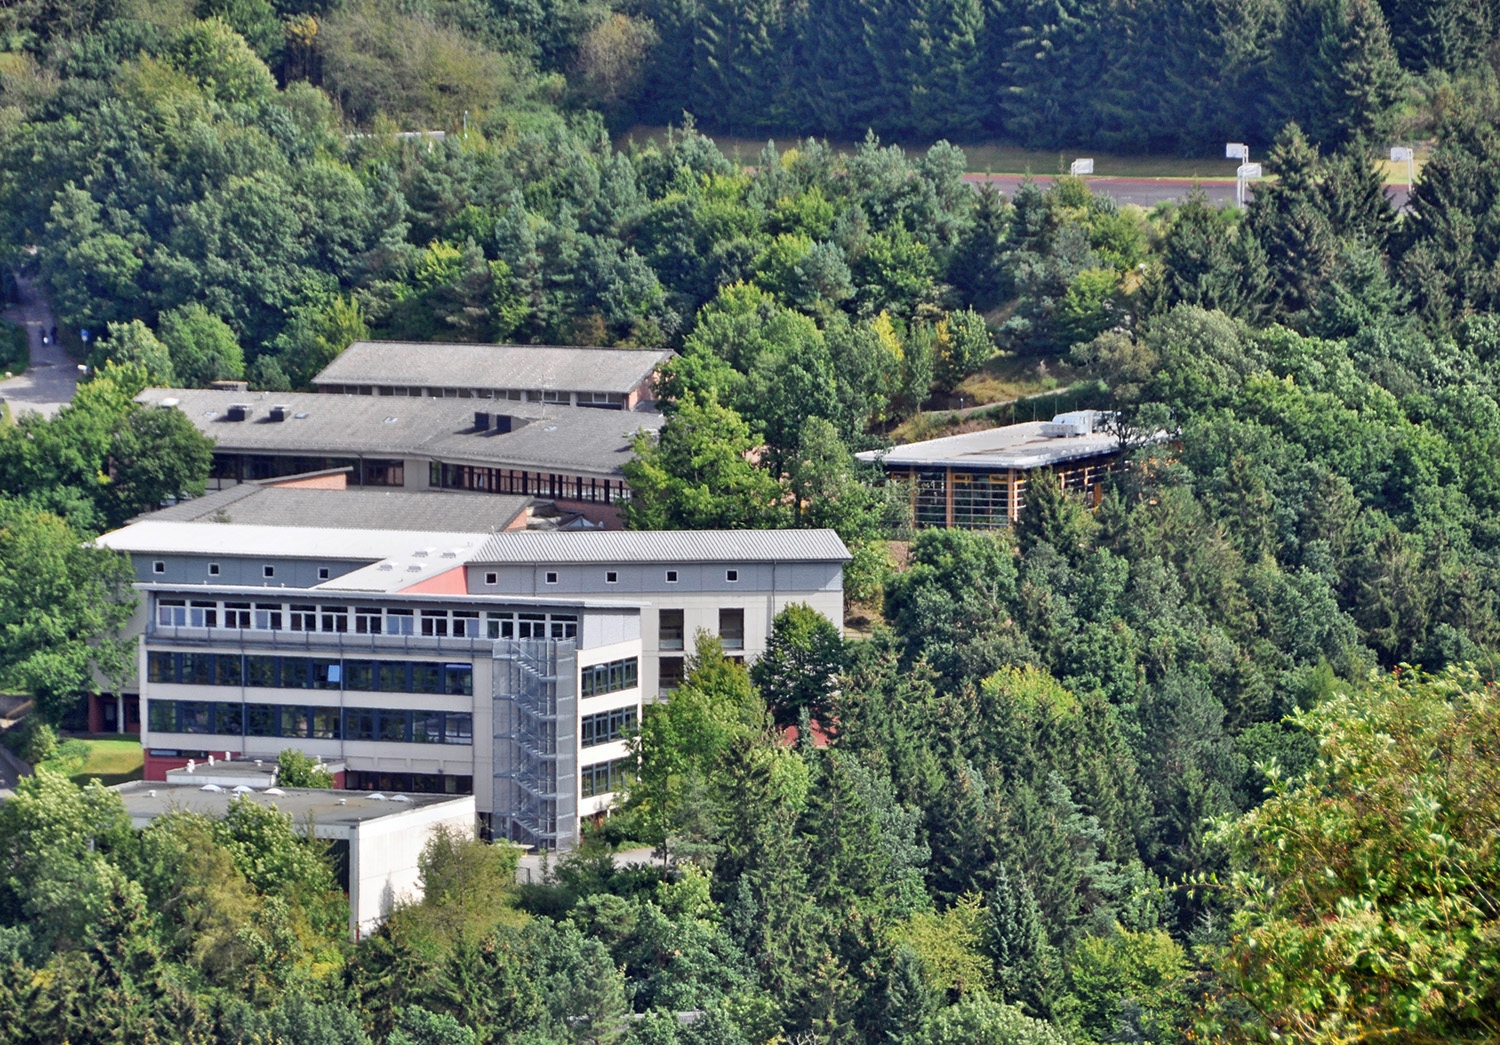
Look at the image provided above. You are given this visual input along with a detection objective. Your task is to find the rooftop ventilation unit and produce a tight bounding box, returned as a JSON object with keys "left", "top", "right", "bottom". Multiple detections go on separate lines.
{"left": 226, "top": 403, "right": 252, "bottom": 422}
{"left": 210, "top": 380, "right": 249, "bottom": 392}
{"left": 475, "top": 413, "right": 518, "bottom": 433}
{"left": 268, "top": 404, "right": 290, "bottom": 422}
{"left": 1041, "top": 410, "right": 1104, "bottom": 438}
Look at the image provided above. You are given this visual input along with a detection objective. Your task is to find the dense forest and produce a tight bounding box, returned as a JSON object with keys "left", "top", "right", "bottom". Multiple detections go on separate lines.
{"left": 4, "top": 1, "right": 1500, "bottom": 1043}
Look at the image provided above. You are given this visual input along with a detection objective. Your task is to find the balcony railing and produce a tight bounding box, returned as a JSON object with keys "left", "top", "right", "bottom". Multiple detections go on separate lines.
{"left": 146, "top": 623, "right": 496, "bottom": 656}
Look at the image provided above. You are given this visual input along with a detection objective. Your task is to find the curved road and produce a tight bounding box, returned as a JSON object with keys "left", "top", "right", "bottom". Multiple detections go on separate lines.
{"left": 0, "top": 275, "right": 77, "bottom": 419}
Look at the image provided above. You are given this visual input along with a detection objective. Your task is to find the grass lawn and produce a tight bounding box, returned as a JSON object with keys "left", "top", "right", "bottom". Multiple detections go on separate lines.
{"left": 59, "top": 736, "right": 144, "bottom": 787}
{"left": 617, "top": 125, "right": 1429, "bottom": 184}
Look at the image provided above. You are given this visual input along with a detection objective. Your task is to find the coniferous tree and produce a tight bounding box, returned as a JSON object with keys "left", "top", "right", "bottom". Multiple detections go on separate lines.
{"left": 1246, "top": 125, "right": 1341, "bottom": 318}
{"left": 1377, "top": 0, "right": 1489, "bottom": 73}
{"left": 1269, "top": 0, "right": 1404, "bottom": 148}
{"left": 1149, "top": 191, "right": 1269, "bottom": 320}
{"left": 986, "top": 863, "right": 1061, "bottom": 1019}
{"left": 947, "top": 184, "right": 1009, "bottom": 310}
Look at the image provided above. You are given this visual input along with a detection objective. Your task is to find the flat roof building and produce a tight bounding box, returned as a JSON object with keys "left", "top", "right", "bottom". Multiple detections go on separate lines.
{"left": 113, "top": 780, "right": 476, "bottom": 936}
{"left": 858, "top": 411, "right": 1125, "bottom": 529}
{"left": 143, "top": 483, "right": 534, "bottom": 533}
{"left": 136, "top": 388, "right": 663, "bottom": 515}
{"left": 97, "top": 519, "right": 848, "bottom": 850}
{"left": 312, "top": 341, "right": 673, "bottom": 410}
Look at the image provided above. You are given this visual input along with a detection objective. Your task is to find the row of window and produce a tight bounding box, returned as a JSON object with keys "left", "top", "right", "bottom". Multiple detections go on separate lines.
{"left": 434, "top": 463, "right": 631, "bottom": 505}
{"left": 345, "top": 771, "right": 473, "bottom": 795}
{"left": 147, "top": 699, "right": 473, "bottom": 744}
{"left": 580, "top": 657, "right": 639, "bottom": 698}
{"left": 905, "top": 461, "right": 1118, "bottom": 530}
{"left": 487, "top": 569, "right": 740, "bottom": 587}
{"left": 155, "top": 601, "right": 579, "bottom": 641}
{"left": 209, "top": 455, "right": 405, "bottom": 488}
{"left": 148, "top": 652, "right": 474, "bottom": 695}
{"left": 581, "top": 757, "right": 635, "bottom": 798}
{"left": 324, "top": 385, "right": 627, "bottom": 407}
{"left": 581, "top": 706, "right": 637, "bottom": 747}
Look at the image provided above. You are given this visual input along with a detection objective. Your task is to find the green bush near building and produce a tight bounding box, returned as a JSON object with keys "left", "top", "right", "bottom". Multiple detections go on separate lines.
{"left": 0, "top": 320, "right": 26, "bottom": 375}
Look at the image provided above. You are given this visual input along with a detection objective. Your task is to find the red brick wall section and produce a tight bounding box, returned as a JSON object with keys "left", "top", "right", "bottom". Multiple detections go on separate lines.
{"left": 144, "top": 751, "right": 239, "bottom": 781}
{"left": 265, "top": 471, "right": 348, "bottom": 490}
{"left": 400, "top": 565, "right": 470, "bottom": 595}
{"left": 554, "top": 500, "right": 625, "bottom": 529}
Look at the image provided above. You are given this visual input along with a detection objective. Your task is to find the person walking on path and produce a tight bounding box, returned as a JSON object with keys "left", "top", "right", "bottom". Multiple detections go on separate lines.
{"left": 0, "top": 273, "right": 78, "bottom": 418}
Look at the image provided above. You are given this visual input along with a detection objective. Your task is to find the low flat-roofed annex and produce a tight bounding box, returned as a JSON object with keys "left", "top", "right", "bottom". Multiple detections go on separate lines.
{"left": 311, "top": 340, "right": 673, "bottom": 401}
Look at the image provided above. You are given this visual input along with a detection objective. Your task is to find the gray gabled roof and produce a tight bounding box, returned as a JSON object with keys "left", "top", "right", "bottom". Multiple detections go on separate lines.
{"left": 312, "top": 341, "right": 673, "bottom": 395}
{"left": 135, "top": 388, "right": 664, "bottom": 478}
{"left": 476, "top": 528, "right": 851, "bottom": 565}
{"left": 142, "top": 485, "right": 532, "bottom": 533}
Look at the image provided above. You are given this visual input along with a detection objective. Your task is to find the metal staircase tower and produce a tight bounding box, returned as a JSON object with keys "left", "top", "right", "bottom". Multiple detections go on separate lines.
{"left": 492, "top": 637, "right": 577, "bottom": 848}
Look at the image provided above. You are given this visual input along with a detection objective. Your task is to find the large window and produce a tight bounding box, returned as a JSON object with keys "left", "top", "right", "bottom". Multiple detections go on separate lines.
{"left": 659, "top": 657, "right": 684, "bottom": 694}
{"left": 581, "top": 757, "right": 634, "bottom": 798}
{"left": 658, "top": 610, "right": 684, "bottom": 651}
{"left": 951, "top": 471, "right": 1011, "bottom": 529}
{"left": 145, "top": 699, "right": 472, "bottom": 744}
{"left": 146, "top": 653, "right": 471, "bottom": 695}
{"left": 718, "top": 609, "right": 745, "bottom": 650}
{"left": 581, "top": 657, "right": 638, "bottom": 698}
{"left": 582, "top": 706, "right": 637, "bottom": 747}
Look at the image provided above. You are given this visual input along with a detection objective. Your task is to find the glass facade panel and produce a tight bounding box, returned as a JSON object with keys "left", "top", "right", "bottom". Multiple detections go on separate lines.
{"left": 246, "top": 704, "right": 278, "bottom": 736}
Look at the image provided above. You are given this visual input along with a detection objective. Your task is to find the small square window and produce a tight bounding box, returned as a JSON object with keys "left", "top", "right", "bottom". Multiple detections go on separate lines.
{"left": 485, "top": 572, "right": 497, "bottom": 585}
{"left": 606, "top": 571, "right": 618, "bottom": 584}
{"left": 263, "top": 565, "right": 275, "bottom": 578}
{"left": 153, "top": 561, "right": 165, "bottom": 574}
{"left": 726, "top": 569, "right": 738, "bottom": 582}
{"left": 207, "top": 563, "right": 220, "bottom": 576}
{"left": 665, "top": 570, "right": 678, "bottom": 583}
{"left": 318, "top": 567, "right": 330, "bottom": 580}
{"left": 545, "top": 571, "right": 558, "bottom": 584}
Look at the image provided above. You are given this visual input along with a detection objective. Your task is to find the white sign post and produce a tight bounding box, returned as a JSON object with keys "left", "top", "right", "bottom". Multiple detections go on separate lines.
{"left": 1069, "top": 158, "right": 1094, "bottom": 176}
{"left": 1226, "top": 144, "right": 1252, "bottom": 206}
{"left": 1390, "top": 146, "right": 1414, "bottom": 193}
{"left": 1236, "top": 162, "right": 1262, "bottom": 207}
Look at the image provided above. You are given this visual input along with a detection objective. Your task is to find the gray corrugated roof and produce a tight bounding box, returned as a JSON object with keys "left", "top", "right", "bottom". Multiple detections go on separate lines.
{"left": 135, "top": 389, "right": 664, "bottom": 478}
{"left": 143, "top": 486, "right": 532, "bottom": 532}
{"left": 313, "top": 341, "right": 673, "bottom": 394}
{"left": 476, "top": 529, "right": 851, "bottom": 565}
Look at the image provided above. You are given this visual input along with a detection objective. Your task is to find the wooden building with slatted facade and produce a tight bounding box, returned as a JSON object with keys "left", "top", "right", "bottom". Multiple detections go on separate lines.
{"left": 858, "top": 412, "right": 1125, "bottom": 529}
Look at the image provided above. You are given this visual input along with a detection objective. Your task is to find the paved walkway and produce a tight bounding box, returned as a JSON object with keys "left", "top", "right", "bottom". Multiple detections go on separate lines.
{"left": 515, "top": 845, "right": 660, "bottom": 884}
{"left": 0, "top": 276, "right": 76, "bottom": 419}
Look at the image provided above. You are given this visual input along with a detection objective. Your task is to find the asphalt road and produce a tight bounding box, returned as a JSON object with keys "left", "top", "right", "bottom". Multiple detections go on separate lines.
{"left": 965, "top": 173, "right": 1412, "bottom": 211}
{"left": 0, "top": 275, "right": 76, "bottom": 419}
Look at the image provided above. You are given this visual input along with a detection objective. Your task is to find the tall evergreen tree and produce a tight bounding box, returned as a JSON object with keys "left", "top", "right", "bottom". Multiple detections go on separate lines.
{"left": 1377, "top": 0, "right": 1489, "bottom": 73}
{"left": 1269, "top": 0, "right": 1404, "bottom": 148}
{"left": 986, "top": 863, "right": 1062, "bottom": 1019}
